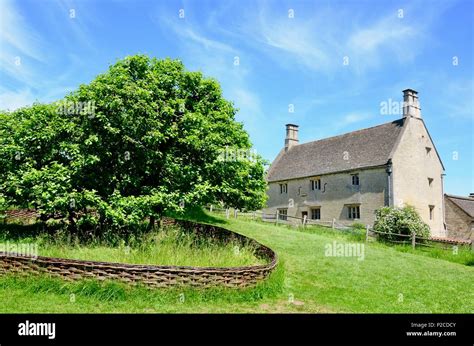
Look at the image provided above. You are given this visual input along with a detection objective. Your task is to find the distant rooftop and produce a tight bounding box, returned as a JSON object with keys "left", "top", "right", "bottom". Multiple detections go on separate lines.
{"left": 445, "top": 194, "right": 474, "bottom": 218}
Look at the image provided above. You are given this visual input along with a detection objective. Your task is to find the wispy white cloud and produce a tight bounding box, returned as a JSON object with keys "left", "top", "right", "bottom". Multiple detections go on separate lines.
{"left": 47, "top": 0, "right": 101, "bottom": 52}
{"left": 0, "top": 88, "right": 36, "bottom": 111}
{"left": 346, "top": 12, "right": 428, "bottom": 72}
{"left": 0, "top": 0, "right": 46, "bottom": 63}
{"left": 227, "top": 87, "right": 265, "bottom": 126}
{"left": 339, "top": 112, "right": 374, "bottom": 126}
{"left": 151, "top": 6, "right": 264, "bottom": 126}
{"left": 247, "top": 7, "right": 338, "bottom": 73}
{"left": 177, "top": 27, "right": 236, "bottom": 54}
{"left": 0, "top": 0, "right": 96, "bottom": 110}
{"left": 0, "top": 0, "right": 48, "bottom": 87}
{"left": 0, "top": 82, "right": 77, "bottom": 111}
{"left": 233, "top": 2, "right": 446, "bottom": 75}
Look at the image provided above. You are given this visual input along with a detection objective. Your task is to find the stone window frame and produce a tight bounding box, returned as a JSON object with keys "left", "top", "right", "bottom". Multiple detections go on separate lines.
{"left": 311, "top": 207, "right": 321, "bottom": 220}
{"left": 351, "top": 173, "right": 360, "bottom": 186}
{"left": 278, "top": 208, "right": 288, "bottom": 221}
{"left": 310, "top": 178, "right": 321, "bottom": 191}
{"left": 347, "top": 204, "right": 361, "bottom": 219}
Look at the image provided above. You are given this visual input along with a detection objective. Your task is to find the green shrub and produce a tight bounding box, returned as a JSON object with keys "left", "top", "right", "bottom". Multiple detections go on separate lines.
{"left": 351, "top": 222, "right": 366, "bottom": 230}
{"left": 373, "top": 205, "right": 430, "bottom": 242}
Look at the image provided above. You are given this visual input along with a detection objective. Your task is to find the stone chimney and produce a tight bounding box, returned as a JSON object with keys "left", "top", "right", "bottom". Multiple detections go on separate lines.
{"left": 285, "top": 124, "right": 299, "bottom": 151}
{"left": 402, "top": 89, "right": 421, "bottom": 118}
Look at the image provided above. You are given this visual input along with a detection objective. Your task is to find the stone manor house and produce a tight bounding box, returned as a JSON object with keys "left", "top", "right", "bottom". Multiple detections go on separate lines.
{"left": 264, "top": 89, "right": 448, "bottom": 237}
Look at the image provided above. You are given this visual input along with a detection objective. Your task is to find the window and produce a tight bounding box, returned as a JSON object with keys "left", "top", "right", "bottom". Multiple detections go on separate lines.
{"left": 279, "top": 183, "right": 288, "bottom": 194}
{"left": 351, "top": 174, "right": 360, "bottom": 186}
{"left": 429, "top": 205, "right": 434, "bottom": 220}
{"left": 348, "top": 206, "right": 360, "bottom": 219}
{"left": 311, "top": 178, "right": 321, "bottom": 190}
{"left": 428, "top": 177, "right": 433, "bottom": 187}
{"left": 425, "top": 147, "right": 432, "bottom": 155}
{"left": 278, "top": 209, "right": 288, "bottom": 221}
{"left": 311, "top": 208, "right": 321, "bottom": 220}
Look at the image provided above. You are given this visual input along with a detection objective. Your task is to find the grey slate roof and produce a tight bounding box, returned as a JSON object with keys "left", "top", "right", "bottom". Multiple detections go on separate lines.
{"left": 445, "top": 194, "right": 474, "bottom": 218}
{"left": 266, "top": 118, "right": 406, "bottom": 182}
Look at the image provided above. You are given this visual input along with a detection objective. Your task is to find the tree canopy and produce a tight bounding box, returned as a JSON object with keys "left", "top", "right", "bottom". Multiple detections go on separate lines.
{"left": 0, "top": 55, "right": 267, "bottom": 234}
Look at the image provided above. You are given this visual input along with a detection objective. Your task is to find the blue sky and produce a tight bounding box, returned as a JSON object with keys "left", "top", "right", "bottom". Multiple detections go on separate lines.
{"left": 1, "top": 0, "right": 473, "bottom": 195}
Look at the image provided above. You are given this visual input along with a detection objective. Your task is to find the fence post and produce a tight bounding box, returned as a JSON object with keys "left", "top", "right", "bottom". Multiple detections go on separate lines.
{"left": 471, "top": 229, "right": 474, "bottom": 252}
{"left": 252, "top": 212, "right": 256, "bottom": 220}
{"left": 303, "top": 215, "right": 307, "bottom": 228}
{"left": 365, "top": 225, "right": 369, "bottom": 242}
{"left": 412, "top": 231, "right": 416, "bottom": 249}
{"left": 234, "top": 209, "right": 238, "bottom": 218}
{"left": 332, "top": 218, "right": 335, "bottom": 229}
{"left": 210, "top": 205, "right": 213, "bottom": 213}
{"left": 275, "top": 211, "right": 279, "bottom": 225}
{"left": 226, "top": 208, "right": 230, "bottom": 219}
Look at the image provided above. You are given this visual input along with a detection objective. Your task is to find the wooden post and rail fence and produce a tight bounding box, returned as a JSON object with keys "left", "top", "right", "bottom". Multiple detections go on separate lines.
{"left": 206, "top": 205, "right": 472, "bottom": 251}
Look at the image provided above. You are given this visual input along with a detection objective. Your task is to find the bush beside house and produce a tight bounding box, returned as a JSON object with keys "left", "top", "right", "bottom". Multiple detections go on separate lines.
{"left": 373, "top": 205, "right": 430, "bottom": 241}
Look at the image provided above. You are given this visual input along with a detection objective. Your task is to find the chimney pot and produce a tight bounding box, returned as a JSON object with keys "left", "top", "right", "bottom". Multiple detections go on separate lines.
{"left": 402, "top": 89, "right": 421, "bottom": 118}
{"left": 285, "top": 124, "right": 299, "bottom": 151}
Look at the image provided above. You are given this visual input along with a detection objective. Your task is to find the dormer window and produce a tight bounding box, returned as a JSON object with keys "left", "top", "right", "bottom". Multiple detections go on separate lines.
{"left": 311, "top": 178, "right": 321, "bottom": 190}
{"left": 351, "top": 174, "right": 360, "bottom": 186}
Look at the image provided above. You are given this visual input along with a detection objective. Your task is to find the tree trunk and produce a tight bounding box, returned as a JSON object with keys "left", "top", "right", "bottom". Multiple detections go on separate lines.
{"left": 148, "top": 215, "right": 155, "bottom": 230}
{"left": 68, "top": 209, "right": 77, "bottom": 234}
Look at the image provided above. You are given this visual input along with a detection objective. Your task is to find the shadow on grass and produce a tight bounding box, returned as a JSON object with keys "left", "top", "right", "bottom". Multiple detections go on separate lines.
{"left": 170, "top": 206, "right": 227, "bottom": 225}
{"left": 0, "top": 222, "right": 62, "bottom": 242}
{"left": 1, "top": 207, "right": 224, "bottom": 244}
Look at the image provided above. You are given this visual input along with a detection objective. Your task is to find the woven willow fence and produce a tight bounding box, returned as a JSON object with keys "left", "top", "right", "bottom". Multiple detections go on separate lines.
{"left": 0, "top": 218, "right": 278, "bottom": 288}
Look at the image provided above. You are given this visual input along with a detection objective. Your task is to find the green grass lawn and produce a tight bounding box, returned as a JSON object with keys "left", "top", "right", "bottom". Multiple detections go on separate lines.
{"left": 1, "top": 211, "right": 473, "bottom": 313}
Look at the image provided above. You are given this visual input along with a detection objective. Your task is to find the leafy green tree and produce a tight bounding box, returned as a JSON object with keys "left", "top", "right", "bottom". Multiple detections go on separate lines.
{"left": 0, "top": 55, "right": 267, "bottom": 234}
